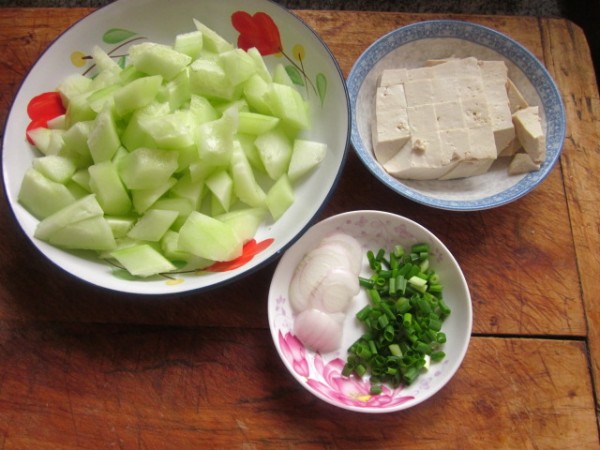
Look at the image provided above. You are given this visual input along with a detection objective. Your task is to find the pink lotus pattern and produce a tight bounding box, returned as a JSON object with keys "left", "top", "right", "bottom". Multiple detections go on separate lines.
{"left": 278, "top": 331, "right": 415, "bottom": 409}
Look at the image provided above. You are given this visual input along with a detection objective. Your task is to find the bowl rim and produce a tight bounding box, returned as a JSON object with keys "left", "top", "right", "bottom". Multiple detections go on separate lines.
{"left": 347, "top": 19, "right": 566, "bottom": 211}
{"left": 268, "top": 209, "right": 473, "bottom": 413}
{"left": 0, "top": 0, "right": 352, "bottom": 296}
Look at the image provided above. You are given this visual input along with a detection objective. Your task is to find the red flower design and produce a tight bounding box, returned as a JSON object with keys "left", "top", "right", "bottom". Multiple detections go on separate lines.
{"left": 231, "top": 11, "right": 282, "bottom": 56}
{"left": 205, "top": 238, "right": 274, "bottom": 272}
{"left": 26, "top": 92, "right": 66, "bottom": 144}
{"left": 279, "top": 331, "right": 309, "bottom": 377}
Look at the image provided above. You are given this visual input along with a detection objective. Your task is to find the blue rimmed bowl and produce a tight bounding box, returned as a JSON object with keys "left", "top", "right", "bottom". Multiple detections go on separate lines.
{"left": 347, "top": 20, "right": 565, "bottom": 211}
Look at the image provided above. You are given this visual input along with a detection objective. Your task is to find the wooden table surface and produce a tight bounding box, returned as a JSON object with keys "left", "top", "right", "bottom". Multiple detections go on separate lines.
{"left": 1, "top": 8, "right": 599, "bottom": 449}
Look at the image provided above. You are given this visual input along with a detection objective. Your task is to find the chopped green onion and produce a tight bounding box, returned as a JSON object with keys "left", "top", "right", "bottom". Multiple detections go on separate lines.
{"left": 370, "top": 384, "right": 383, "bottom": 395}
{"left": 342, "top": 243, "right": 451, "bottom": 393}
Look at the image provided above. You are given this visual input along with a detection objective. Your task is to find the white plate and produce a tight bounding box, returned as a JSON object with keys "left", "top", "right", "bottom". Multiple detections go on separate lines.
{"left": 347, "top": 20, "right": 566, "bottom": 211}
{"left": 268, "top": 210, "right": 472, "bottom": 412}
{"left": 1, "top": 0, "right": 350, "bottom": 295}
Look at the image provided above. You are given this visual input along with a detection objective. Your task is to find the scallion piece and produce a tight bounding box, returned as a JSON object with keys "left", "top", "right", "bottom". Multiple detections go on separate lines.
{"left": 342, "top": 243, "right": 451, "bottom": 393}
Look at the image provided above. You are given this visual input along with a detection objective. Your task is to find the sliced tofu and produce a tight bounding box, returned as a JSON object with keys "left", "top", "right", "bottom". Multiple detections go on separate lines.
{"left": 431, "top": 76, "right": 460, "bottom": 103}
{"left": 372, "top": 57, "right": 544, "bottom": 181}
{"left": 479, "top": 61, "right": 516, "bottom": 153}
{"left": 507, "top": 79, "right": 529, "bottom": 113}
{"left": 512, "top": 106, "right": 545, "bottom": 163}
{"left": 403, "top": 78, "right": 435, "bottom": 106}
{"left": 461, "top": 96, "right": 493, "bottom": 129}
{"left": 478, "top": 60, "right": 508, "bottom": 80}
{"left": 379, "top": 68, "right": 408, "bottom": 87}
{"left": 508, "top": 152, "right": 541, "bottom": 175}
{"left": 383, "top": 133, "right": 457, "bottom": 180}
{"left": 405, "top": 66, "right": 434, "bottom": 81}
{"left": 453, "top": 75, "right": 486, "bottom": 101}
{"left": 498, "top": 138, "right": 522, "bottom": 157}
{"left": 407, "top": 103, "right": 439, "bottom": 134}
{"left": 435, "top": 100, "right": 467, "bottom": 130}
{"left": 372, "top": 84, "right": 411, "bottom": 164}
{"left": 431, "top": 57, "right": 480, "bottom": 78}
{"left": 439, "top": 126, "right": 497, "bottom": 179}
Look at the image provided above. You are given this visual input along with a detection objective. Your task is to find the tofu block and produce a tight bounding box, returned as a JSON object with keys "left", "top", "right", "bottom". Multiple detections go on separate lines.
{"left": 512, "top": 106, "right": 545, "bottom": 163}
{"left": 507, "top": 79, "right": 529, "bottom": 113}
{"left": 438, "top": 128, "right": 469, "bottom": 162}
{"left": 431, "top": 57, "right": 480, "bottom": 78}
{"left": 432, "top": 77, "right": 460, "bottom": 102}
{"left": 371, "top": 57, "right": 545, "bottom": 180}
{"left": 461, "top": 97, "right": 492, "bottom": 129}
{"left": 454, "top": 76, "right": 486, "bottom": 101}
{"left": 479, "top": 64, "right": 516, "bottom": 154}
{"left": 478, "top": 60, "right": 508, "bottom": 80}
{"left": 372, "top": 85, "right": 411, "bottom": 164}
{"left": 405, "top": 66, "right": 434, "bottom": 81}
{"left": 379, "top": 68, "right": 408, "bottom": 87}
{"left": 406, "top": 103, "right": 438, "bottom": 135}
{"left": 498, "top": 138, "right": 522, "bottom": 158}
{"left": 439, "top": 126, "right": 497, "bottom": 179}
{"left": 435, "top": 101, "right": 467, "bottom": 130}
{"left": 383, "top": 133, "right": 456, "bottom": 180}
{"left": 403, "top": 79, "right": 435, "bottom": 106}
{"left": 508, "top": 152, "right": 541, "bottom": 175}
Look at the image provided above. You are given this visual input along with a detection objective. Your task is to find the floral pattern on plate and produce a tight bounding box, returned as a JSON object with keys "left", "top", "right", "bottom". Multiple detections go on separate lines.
{"left": 268, "top": 210, "right": 472, "bottom": 412}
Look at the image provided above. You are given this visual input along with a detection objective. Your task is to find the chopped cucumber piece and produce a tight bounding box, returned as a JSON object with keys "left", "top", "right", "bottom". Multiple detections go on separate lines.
{"left": 131, "top": 177, "right": 177, "bottom": 214}
{"left": 230, "top": 140, "right": 266, "bottom": 208}
{"left": 111, "top": 244, "right": 176, "bottom": 277}
{"left": 217, "top": 207, "right": 266, "bottom": 243}
{"left": 128, "top": 42, "right": 191, "bottom": 81}
{"left": 287, "top": 139, "right": 327, "bottom": 182}
{"left": 32, "top": 155, "right": 77, "bottom": 184}
{"left": 237, "top": 111, "right": 279, "bottom": 135}
{"left": 87, "top": 109, "right": 120, "bottom": 163}
{"left": 254, "top": 127, "right": 293, "bottom": 180}
{"left": 220, "top": 48, "right": 257, "bottom": 86}
{"left": 205, "top": 169, "right": 233, "bottom": 213}
{"left": 119, "top": 147, "right": 179, "bottom": 190}
{"left": 47, "top": 215, "right": 116, "bottom": 251}
{"left": 174, "top": 30, "right": 203, "bottom": 59}
{"left": 88, "top": 160, "right": 132, "bottom": 216}
{"left": 178, "top": 211, "right": 243, "bottom": 261}
{"left": 91, "top": 45, "right": 121, "bottom": 73}
{"left": 265, "top": 174, "right": 294, "bottom": 220}
{"left": 18, "top": 168, "right": 77, "bottom": 219}
{"left": 34, "top": 194, "right": 104, "bottom": 241}
{"left": 28, "top": 127, "right": 64, "bottom": 156}
{"left": 127, "top": 209, "right": 178, "bottom": 242}
{"left": 193, "top": 19, "right": 234, "bottom": 54}
{"left": 113, "top": 75, "right": 163, "bottom": 117}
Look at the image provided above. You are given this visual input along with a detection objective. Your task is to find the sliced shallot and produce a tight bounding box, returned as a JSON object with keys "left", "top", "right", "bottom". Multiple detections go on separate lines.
{"left": 293, "top": 309, "right": 344, "bottom": 353}
{"left": 309, "top": 267, "right": 360, "bottom": 313}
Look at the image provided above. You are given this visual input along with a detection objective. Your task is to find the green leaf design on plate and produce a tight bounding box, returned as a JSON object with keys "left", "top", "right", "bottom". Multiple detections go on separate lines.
{"left": 103, "top": 28, "right": 138, "bottom": 44}
{"left": 117, "top": 55, "right": 127, "bottom": 69}
{"left": 285, "top": 65, "right": 304, "bottom": 86}
{"left": 316, "top": 73, "right": 327, "bottom": 106}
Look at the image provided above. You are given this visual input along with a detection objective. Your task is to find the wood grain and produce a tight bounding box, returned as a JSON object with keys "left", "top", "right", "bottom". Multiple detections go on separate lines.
{"left": 540, "top": 17, "right": 600, "bottom": 413}
{"left": 0, "top": 323, "right": 597, "bottom": 449}
{"left": 0, "top": 8, "right": 599, "bottom": 448}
